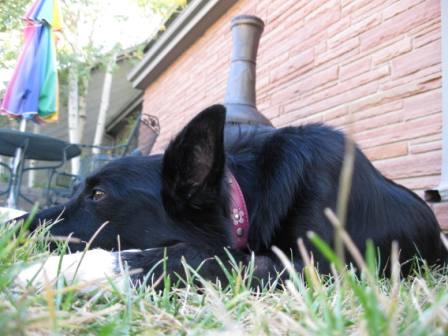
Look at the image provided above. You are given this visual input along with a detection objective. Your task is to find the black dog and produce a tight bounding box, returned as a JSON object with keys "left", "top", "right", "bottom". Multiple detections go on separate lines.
{"left": 19, "top": 105, "right": 447, "bottom": 287}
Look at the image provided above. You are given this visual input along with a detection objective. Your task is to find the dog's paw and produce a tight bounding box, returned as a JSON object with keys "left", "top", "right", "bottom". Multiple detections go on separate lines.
{"left": 0, "top": 207, "right": 27, "bottom": 221}
{"left": 16, "top": 249, "right": 122, "bottom": 291}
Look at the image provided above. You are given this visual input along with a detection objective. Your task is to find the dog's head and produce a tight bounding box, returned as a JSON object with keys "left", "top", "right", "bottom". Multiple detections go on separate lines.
{"left": 21, "top": 105, "right": 230, "bottom": 251}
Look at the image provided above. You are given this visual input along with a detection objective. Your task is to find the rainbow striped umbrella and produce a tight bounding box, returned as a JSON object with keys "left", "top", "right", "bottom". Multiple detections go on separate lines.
{"left": 1, "top": 0, "right": 62, "bottom": 123}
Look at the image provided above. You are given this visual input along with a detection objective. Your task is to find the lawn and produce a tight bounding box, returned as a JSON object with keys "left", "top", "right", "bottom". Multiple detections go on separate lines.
{"left": 1, "top": 215, "right": 448, "bottom": 336}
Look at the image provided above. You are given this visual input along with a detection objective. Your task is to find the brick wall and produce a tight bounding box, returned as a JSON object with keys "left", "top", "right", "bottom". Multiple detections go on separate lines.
{"left": 141, "top": 0, "right": 445, "bottom": 228}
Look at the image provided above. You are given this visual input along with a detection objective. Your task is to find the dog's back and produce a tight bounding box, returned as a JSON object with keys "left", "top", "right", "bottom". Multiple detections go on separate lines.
{"left": 225, "top": 123, "right": 446, "bottom": 273}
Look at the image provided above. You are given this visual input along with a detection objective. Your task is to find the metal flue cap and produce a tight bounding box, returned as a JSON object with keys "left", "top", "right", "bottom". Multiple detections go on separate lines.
{"left": 231, "top": 15, "right": 265, "bottom": 31}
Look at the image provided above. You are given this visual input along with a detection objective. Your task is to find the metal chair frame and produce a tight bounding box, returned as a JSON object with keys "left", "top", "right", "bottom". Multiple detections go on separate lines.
{"left": 0, "top": 162, "right": 13, "bottom": 197}
{"left": 43, "top": 115, "right": 143, "bottom": 207}
{"left": 19, "top": 144, "right": 76, "bottom": 206}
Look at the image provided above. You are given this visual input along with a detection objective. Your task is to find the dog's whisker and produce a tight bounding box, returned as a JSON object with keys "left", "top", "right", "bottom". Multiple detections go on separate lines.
{"left": 48, "top": 236, "right": 82, "bottom": 244}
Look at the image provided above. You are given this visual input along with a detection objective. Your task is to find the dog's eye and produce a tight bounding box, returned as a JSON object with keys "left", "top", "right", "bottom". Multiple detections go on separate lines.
{"left": 91, "top": 189, "right": 106, "bottom": 201}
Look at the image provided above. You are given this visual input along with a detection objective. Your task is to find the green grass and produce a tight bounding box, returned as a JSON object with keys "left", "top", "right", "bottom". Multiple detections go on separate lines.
{"left": 1, "top": 217, "right": 448, "bottom": 335}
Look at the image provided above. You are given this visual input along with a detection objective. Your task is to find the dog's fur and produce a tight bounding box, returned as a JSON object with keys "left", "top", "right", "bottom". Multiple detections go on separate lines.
{"left": 18, "top": 105, "right": 447, "bottom": 288}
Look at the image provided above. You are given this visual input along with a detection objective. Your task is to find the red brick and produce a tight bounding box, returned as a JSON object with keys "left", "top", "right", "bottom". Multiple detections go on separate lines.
{"left": 374, "top": 150, "right": 441, "bottom": 180}
{"left": 360, "top": 1, "right": 440, "bottom": 51}
{"left": 263, "top": 105, "right": 282, "bottom": 120}
{"left": 278, "top": 65, "right": 339, "bottom": 98}
{"left": 341, "top": 0, "right": 387, "bottom": 19}
{"left": 352, "top": 100, "right": 403, "bottom": 120}
{"left": 261, "top": 26, "right": 306, "bottom": 57}
{"left": 328, "top": 14, "right": 381, "bottom": 49}
{"left": 266, "top": 1, "right": 304, "bottom": 25}
{"left": 305, "top": 64, "right": 388, "bottom": 105}
{"left": 257, "top": 52, "right": 289, "bottom": 82}
{"left": 431, "top": 203, "right": 448, "bottom": 231}
{"left": 414, "top": 23, "right": 441, "bottom": 48}
{"left": 269, "top": 49, "right": 314, "bottom": 85}
{"left": 409, "top": 133, "right": 442, "bottom": 147}
{"left": 383, "top": 0, "right": 425, "bottom": 21}
{"left": 371, "top": 38, "right": 412, "bottom": 66}
{"left": 280, "top": 1, "right": 341, "bottom": 54}
{"left": 327, "top": 115, "right": 350, "bottom": 129}
{"left": 402, "top": 89, "right": 441, "bottom": 121}
{"left": 314, "top": 40, "right": 327, "bottom": 55}
{"left": 276, "top": 1, "right": 322, "bottom": 26}
{"left": 364, "top": 142, "right": 408, "bottom": 161}
{"left": 271, "top": 111, "right": 298, "bottom": 128}
{"left": 409, "top": 140, "right": 441, "bottom": 155}
{"left": 327, "top": 16, "right": 351, "bottom": 38}
{"left": 340, "top": 56, "right": 371, "bottom": 81}
{"left": 289, "top": 30, "right": 328, "bottom": 56}
{"left": 254, "top": 1, "right": 270, "bottom": 17}
{"left": 329, "top": 106, "right": 403, "bottom": 134}
{"left": 381, "top": 65, "right": 441, "bottom": 91}
{"left": 395, "top": 175, "right": 440, "bottom": 191}
{"left": 392, "top": 40, "right": 441, "bottom": 78}
{"left": 305, "top": 0, "right": 340, "bottom": 21}
{"left": 353, "top": 110, "right": 403, "bottom": 133}
{"left": 283, "top": 81, "right": 379, "bottom": 120}
{"left": 259, "top": 23, "right": 290, "bottom": 51}
{"left": 349, "top": 74, "right": 440, "bottom": 114}
{"left": 356, "top": 114, "right": 442, "bottom": 149}
{"left": 315, "top": 36, "right": 359, "bottom": 65}
{"left": 323, "top": 105, "right": 348, "bottom": 122}
{"left": 303, "top": 113, "right": 324, "bottom": 124}
{"left": 256, "top": 75, "right": 270, "bottom": 92}
{"left": 408, "top": 14, "right": 440, "bottom": 35}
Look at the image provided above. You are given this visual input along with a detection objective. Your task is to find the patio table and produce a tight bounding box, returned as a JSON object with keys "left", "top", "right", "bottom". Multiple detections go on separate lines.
{"left": 0, "top": 129, "right": 81, "bottom": 208}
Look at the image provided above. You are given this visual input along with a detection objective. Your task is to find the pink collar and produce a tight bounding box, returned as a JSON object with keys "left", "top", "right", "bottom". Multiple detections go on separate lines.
{"left": 227, "top": 171, "right": 250, "bottom": 250}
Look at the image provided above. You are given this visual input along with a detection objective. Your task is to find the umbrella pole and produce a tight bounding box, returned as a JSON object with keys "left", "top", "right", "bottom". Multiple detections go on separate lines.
{"left": 19, "top": 118, "right": 27, "bottom": 132}
{"left": 6, "top": 119, "right": 27, "bottom": 208}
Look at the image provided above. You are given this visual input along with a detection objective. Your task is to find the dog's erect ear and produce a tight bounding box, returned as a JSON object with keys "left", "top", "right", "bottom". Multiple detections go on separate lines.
{"left": 162, "top": 105, "right": 226, "bottom": 209}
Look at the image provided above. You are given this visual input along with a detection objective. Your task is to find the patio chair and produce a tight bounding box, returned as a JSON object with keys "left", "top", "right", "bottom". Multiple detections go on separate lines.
{"left": 0, "top": 161, "right": 13, "bottom": 199}
{"left": 45, "top": 171, "right": 82, "bottom": 205}
{"left": 77, "top": 113, "right": 160, "bottom": 175}
{"left": 45, "top": 114, "right": 160, "bottom": 206}
{"left": 4, "top": 137, "right": 81, "bottom": 209}
{"left": 134, "top": 114, "right": 160, "bottom": 156}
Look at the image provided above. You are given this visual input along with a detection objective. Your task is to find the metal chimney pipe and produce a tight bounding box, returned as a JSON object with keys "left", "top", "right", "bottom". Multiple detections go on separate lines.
{"left": 224, "top": 15, "right": 272, "bottom": 126}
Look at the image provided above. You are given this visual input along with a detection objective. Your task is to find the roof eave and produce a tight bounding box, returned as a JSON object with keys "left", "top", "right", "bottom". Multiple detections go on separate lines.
{"left": 127, "top": 0, "right": 237, "bottom": 90}
{"left": 106, "top": 92, "right": 143, "bottom": 134}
